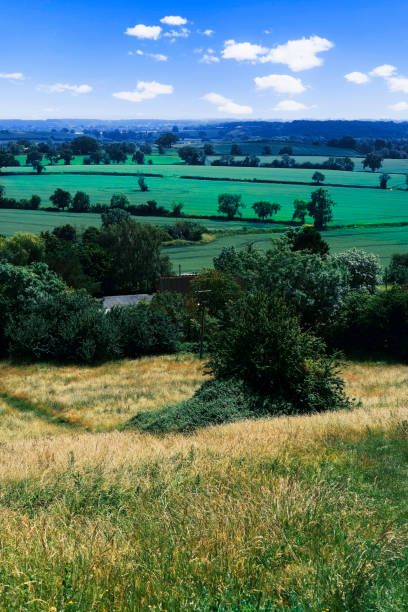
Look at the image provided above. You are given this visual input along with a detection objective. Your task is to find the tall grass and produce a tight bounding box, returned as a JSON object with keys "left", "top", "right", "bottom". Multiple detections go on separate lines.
{"left": 0, "top": 358, "right": 406, "bottom": 610}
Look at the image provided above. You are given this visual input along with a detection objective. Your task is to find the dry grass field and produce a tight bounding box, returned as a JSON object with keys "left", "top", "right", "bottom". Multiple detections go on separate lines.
{"left": 0, "top": 357, "right": 407, "bottom": 610}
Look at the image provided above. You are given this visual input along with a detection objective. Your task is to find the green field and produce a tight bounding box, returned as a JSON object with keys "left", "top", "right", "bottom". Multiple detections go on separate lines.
{"left": 14, "top": 152, "right": 183, "bottom": 167}
{"left": 164, "top": 225, "right": 408, "bottom": 272}
{"left": 0, "top": 208, "right": 267, "bottom": 236}
{"left": 1, "top": 171, "right": 408, "bottom": 225}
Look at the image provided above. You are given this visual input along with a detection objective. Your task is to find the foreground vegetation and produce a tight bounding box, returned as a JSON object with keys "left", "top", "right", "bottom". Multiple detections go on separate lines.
{"left": 0, "top": 356, "right": 407, "bottom": 610}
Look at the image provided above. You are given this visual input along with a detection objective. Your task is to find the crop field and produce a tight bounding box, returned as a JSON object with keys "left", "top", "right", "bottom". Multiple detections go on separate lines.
{"left": 1, "top": 171, "right": 408, "bottom": 225}
{"left": 0, "top": 356, "right": 407, "bottom": 609}
{"left": 164, "top": 225, "right": 408, "bottom": 272}
{"left": 0, "top": 208, "right": 264, "bottom": 237}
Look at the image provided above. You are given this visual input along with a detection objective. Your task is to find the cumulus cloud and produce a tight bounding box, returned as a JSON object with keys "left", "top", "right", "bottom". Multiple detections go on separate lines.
{"left": 200, "top": 54, "right": 220, "bottom": 64}
{"left": 370, "top": 64, "right": 397, "bottom": 78}
{"left": 160, "top": 16, "right": 187, "bottom": 26}
{"left": 203, "top": 92, "right": 253, "bottom": 115}
{"left": 37, "top": 83, "right": 92, "bottom": 95}
{"left": 344, "top": 71, "right": 370, "bottom": 84}
{"left": 203, "top": 29, "right": 214, "bottom": 36}
{"left": 163, "top": 27, "right": 190, "bottom": 39}
{"left": 222, "top": 35, "right": 333, "bottom": 71}
{"left": 0, "top": 72, "right": 24, "bottom": 80}
{"left": 222, "top": 40, "right": 268, "bottom": 62}
{"left": 389, "top": 101, "right": 408, "bottom": 111}
{"left": 386, "top": 76, "right": 408, "bottom": 94}
{"left": 125, "top": 24, "right": 162, "bottom": 39}
{"left": 261, "top": 36, "right": 333, "bottom": 71}
{"left": 273, "top": 100, "right": 309, "bottom": 111}
{"left": 254, "top": 74, "right": 306, "bottom": 94}
{"left": 113, "top": 81, "right": 173, "bottom": 102}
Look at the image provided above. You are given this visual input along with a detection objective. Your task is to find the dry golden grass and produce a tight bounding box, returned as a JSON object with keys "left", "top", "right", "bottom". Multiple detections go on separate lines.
{"left": 0, "top": 354, "right": 206, "bottom": 434}
{"left": 0, "top": 359, "right": 406, "bottom": 479}
{"left": 0, "top": 357, "right": 406, "bottom": 609}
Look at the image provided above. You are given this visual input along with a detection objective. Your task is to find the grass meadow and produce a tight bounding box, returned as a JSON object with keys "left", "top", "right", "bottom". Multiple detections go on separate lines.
{"left": 0, "top": 356, "right": 406, "bottom": 610}
{"left": 1, "top": 171, "right": 408, "bottom": 225}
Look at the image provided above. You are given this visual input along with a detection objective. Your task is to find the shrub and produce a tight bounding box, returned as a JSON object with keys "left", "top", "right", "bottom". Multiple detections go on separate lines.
{"left": 107, "top": 303, "right": 178, "bottom": 358}
{"left": 8, "top": 289, "right": 120, "bottom": 363}
{"left": 333, "top": 248, "right": 380, "bottom": 293}
{"left": 127, "top": 378, "right": 257, "bottom": 433}
{"left": 326, "top": 287, "right": 408, "bottom": 361}
{"left": 208, "top": 291, "right": 350, "bottom": 415}
{"left": 165, "top": 221, "right": 206, "bottom": 242}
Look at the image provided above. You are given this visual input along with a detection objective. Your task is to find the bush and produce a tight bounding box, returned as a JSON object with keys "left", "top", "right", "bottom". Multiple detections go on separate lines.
{"left": 107, "top": 303, "right": 179, "bottom": 358}
{"left": 165, "top": 221, "right": 206, "bottom": 242}
{"left": 326, "top": 287, "right": 408, "bottom": 361}
{"left": 208, "top": 291, "right": 350, "bottom": 415}
{"left": 333, "top": 248, "right": 380, "bottom": 293}
{"left": 126, "top": 378, "right": 258, "bottom": 433}
{"left": 8, "top": 289, "right": 120, "bottom": 363}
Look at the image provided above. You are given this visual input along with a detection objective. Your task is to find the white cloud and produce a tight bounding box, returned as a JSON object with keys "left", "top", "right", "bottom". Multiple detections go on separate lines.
{"left": 386, "top": 76, "right": 408, "bottom": 94}
{"left": 260, "top": 36, "right": 334, "bottom": 71}
{"left": 222, "top": 35, "right": 333, "bottom": 71}
{"left": 0, "top": 72, "right": 24, "bottom": 80}
{"left": 37, "top": 83, "right": 92, "bottom": 95}
{"left": 222, "top": 40, "right": 268, "bottom": 62}
{"left": 125, "top": 24, "right": 162, "bottom": 39}
{"left": 200, "top": 54, "right": 220, "bottom": 64}
{"left": 164, "top": 27, "right": 190, "bottom": 38}
{"left": 370, "top": 64, "right": 397, "bottom": 78}
{"left": 113, "top": 80, "right": 173, "bottom": 102}
{"left": 198, "top": 29, "right": 214, "bottom": 37}
{"left": 344, "top": 71, "right": 370, "bottom": 84}
{"left": 254, "top": 74, "right": 306, "bottom": 94}
{"left": 130, "top": 50, "right": 168, "bottom": 61}
{"left": 203, "top": 92, "right": 253, "bottom": 115}
{"left": 160, "top": 15, "right": 187, "bottom": 26}
{"left": 273, "top": 100, "right": 309, "bottom": 111}
{"left": 389, "top": 101, "right": 408, "bottom": 111}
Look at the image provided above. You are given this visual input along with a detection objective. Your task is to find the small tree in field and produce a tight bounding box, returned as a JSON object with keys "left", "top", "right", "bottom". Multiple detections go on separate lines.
{"left": 72, "top": 191, "right": 90, "bottom": 212}
{"left": 110, "top": 194, "right": 129, "bottom": 209}
{"left": 292, "top": 198, "right": 308, "bottom": 224}
{"left": 312, "top": 171, "right": 325, "bottom": 185}
{"left": 363, "top": 153, "right": 382, "bottom": 172}
{"left": 217, "top": 194, "right": 244, "bottom": 220}
{"left": 252, "top": 201, "right": 281, "bottom": 222}
{"left": 50, "top": 188, "right": 72, "bottom": 211}
{"left": 379, "top": 173, "right": 390, "bottom": 189}
{"left": 138, "top": 177, "right": 149, "bottom": 192}
{"left": 307, "top": 189, "right": 334, "bottom": 230}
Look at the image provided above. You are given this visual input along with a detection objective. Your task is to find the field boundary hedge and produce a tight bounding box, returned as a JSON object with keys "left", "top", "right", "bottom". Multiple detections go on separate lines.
{"left": 180, "top": 175, "right": 387, "bottom": 190}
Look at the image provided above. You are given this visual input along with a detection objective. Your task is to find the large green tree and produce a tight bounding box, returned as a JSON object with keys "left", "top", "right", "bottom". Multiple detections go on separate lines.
{"left": 49, "top": 188, "right": 72, "bottom": 211}
{"left": 307, "top": 188, "right": 335, "bottom": 230}
{"left": 217, "top": 193, "right": 244, "bottom": 220}
{"left": 252, "top": 201, "right": 280, "bottom": 222}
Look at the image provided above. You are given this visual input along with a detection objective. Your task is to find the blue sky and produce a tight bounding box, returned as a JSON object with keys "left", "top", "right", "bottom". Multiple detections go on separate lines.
{"left": 1, "top": 0, "right": 408, "bottom": 120}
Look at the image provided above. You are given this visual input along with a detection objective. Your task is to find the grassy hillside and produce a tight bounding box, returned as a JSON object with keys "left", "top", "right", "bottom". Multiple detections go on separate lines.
{"left": 0, "top": 356, "right": 407, "bottom": 610}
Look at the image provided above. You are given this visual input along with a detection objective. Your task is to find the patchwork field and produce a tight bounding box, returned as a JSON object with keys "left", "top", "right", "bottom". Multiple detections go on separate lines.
{"left": 0, "top": 356, "right": 407, "bottom": 610}
{"left": 1, "top": 171, "right": 408, "bottom": 225}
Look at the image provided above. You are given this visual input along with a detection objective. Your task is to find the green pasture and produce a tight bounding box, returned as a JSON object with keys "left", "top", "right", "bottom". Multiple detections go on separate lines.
{"left": 1, "top": 172, "right": 408, "bottom": 225}
{"left": 165, "top": 225, "right": 408, "bottom": 272}
{"left": 0, "top": 208, "right": 270, "bottom": 237}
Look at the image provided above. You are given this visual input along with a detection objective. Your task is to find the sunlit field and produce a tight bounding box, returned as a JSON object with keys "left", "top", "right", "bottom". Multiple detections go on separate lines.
{"left": 0, "top": 356, "right": 407, "bottom": 610}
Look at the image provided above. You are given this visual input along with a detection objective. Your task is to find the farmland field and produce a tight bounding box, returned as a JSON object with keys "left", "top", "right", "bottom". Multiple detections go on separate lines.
{"left": 1, "top": 171, "right": 408, "bottom": 225}
{"left": 0, "top": 356, "right": 407, "bottom": 609}
{"left": 0, "top": 208, "right": 265, "bottom": 236}
{"left": 164, "top": 225, "right": 408, "bottom": 271}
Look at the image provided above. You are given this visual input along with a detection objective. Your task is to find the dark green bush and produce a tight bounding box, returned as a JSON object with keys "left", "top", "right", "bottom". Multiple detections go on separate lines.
{"left": 8, "top": 289, "right": 120, "bottom": 363}
{"left": 107, "top": 303, "right": 178, "bottom": 358}
{"left": 208, "top": 291, "right": 350, "bottom": 415}
{"left": 126, "top": 378, "right": 260, "bottom": 433}
{"left": 325, "top": 287, "right": 408, "bottom": 361}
